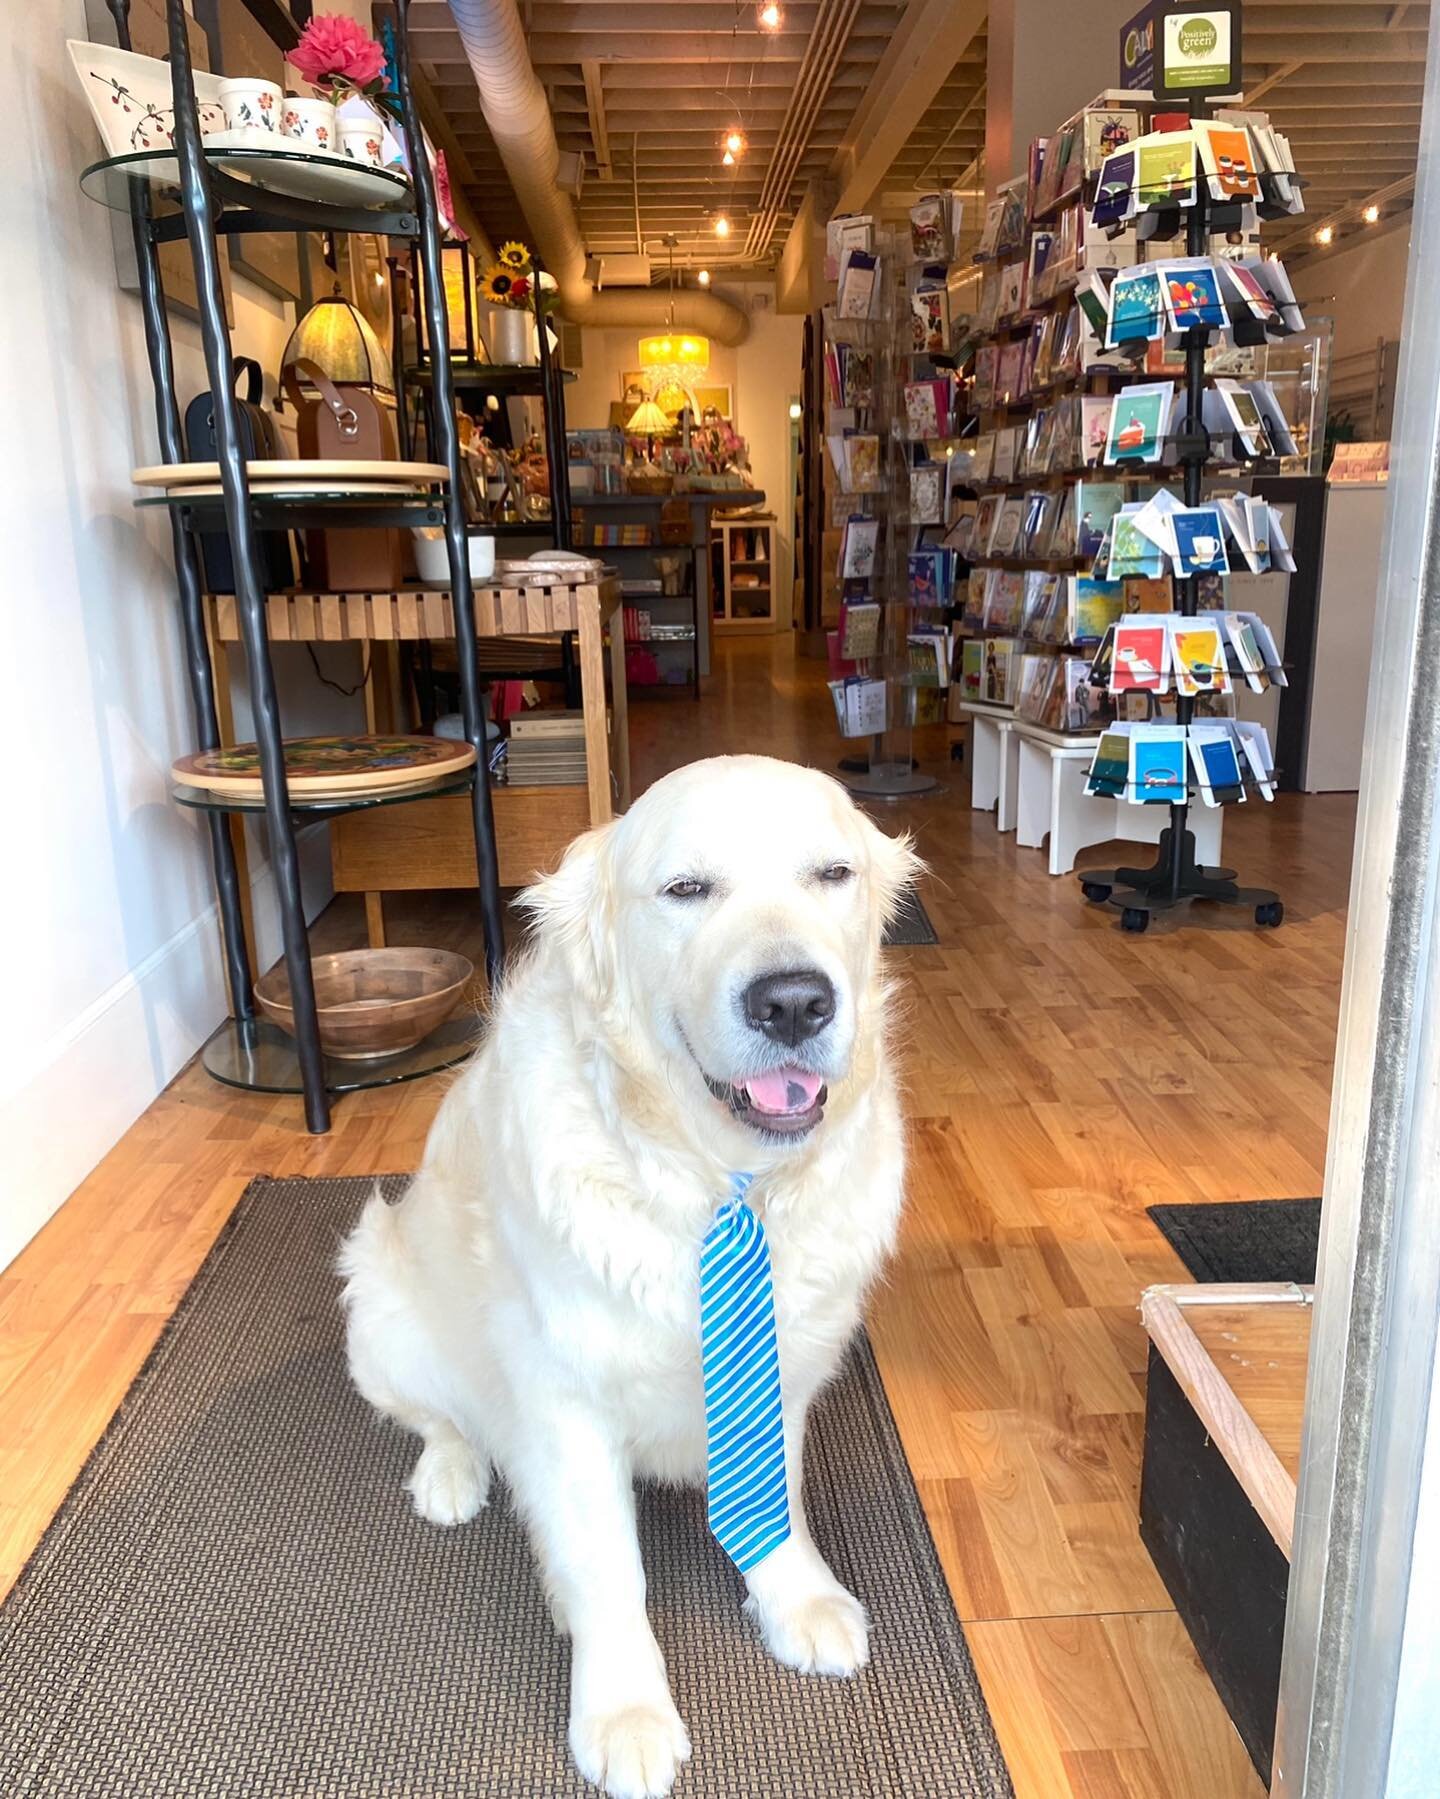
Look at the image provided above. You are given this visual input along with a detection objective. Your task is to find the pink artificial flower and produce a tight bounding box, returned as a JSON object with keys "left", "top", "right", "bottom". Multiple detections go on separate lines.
{"left": 290, "top": 14, "right": 388, "bottom": 90}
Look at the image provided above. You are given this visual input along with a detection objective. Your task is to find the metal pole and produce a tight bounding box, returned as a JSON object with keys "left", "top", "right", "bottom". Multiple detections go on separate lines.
{"left": 532, "top": 254, "right": 571, "bottom": 550}
{"left": 163, "top": 0, "right": 330, "bottom": 1131}
{"left": 1273, "top": 8, "right": 1440, "bottom": 1789}
{"left": 104, "top": 1, "right": 253, "bottom": 1023}
{"left": 393, "top": 0, "right": 507, "bottom": 985}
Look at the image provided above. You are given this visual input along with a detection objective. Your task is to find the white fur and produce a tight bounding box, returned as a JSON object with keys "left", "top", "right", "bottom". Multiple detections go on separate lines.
{"left": 339, "top": 755, "right": 918, "bottom": 1798}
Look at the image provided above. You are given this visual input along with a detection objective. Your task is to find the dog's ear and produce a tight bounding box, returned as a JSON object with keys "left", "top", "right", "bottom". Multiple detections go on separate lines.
{"left": 861, "top": 815, "right": 924, "bottom": 932}
{"left": 516, "top": 821, "right": 618, "bottom": 1004}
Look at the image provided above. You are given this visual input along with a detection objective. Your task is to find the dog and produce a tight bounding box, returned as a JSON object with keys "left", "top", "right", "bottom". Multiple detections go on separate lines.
{"left": 339, "top": 754, "right": 918, "bottom": 1798}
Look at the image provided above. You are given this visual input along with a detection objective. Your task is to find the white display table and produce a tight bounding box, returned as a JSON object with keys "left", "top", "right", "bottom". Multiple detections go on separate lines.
{"left": 957, "top": 702, "right": 1019, "bottom": 831}
{"left": 1011, "top": 719, "right": 1225, "bottom": 877}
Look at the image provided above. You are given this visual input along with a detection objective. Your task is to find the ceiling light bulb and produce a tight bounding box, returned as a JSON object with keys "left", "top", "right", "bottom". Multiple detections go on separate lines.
{"left": 714, "top": 214, "right": 731, "bottom": 238}
{"left": 697, "top": 269, "right": 711, "bottom": 286}
{"left": 1363, "top": 204, "right": 1380, "bottom": 224}
{"left": 758, "top": 1, "right": 782, "bottom": 28}
{"left": 726, "top": 132, "right": 745, "bottom": 155}
{"left": 722, "top": 149, "right": 735, "bottom": 166}
{"left": 788, "top": 401, "right": 802, "bottom": 420}
{"left": 1316, "top": 224, "right": 1334, "bottom": 246}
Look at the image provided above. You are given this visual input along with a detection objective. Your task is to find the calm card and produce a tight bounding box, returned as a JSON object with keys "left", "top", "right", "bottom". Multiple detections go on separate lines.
{"left": 1172, "top": 506, "right": 1230, "bottom": 576}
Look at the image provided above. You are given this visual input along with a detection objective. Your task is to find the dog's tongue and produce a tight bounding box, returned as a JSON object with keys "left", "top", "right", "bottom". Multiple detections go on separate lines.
{"left": 742, "top": 1068, "right": 824, "bottom": 1115}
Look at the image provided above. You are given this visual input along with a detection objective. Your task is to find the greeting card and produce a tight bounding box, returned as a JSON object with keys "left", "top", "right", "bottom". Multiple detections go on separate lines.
{"left": 1110, "top": 619, "right": 1170, "bottom": 694}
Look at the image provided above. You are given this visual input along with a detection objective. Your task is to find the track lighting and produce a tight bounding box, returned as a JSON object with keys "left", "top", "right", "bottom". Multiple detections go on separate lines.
{"left": 1362, "top": 204, "right": 1380, "bottom": 224}
{"left": 714, "top": 215, "right": 731, "bottom": 238}
{"left": 725, "top": 131, "right": 745, "bottom": 155}
{"left": 1315, "top": 224, "right": 1334, "bottom": 246}
{"left": 757, "top": 1, "right": 782, "bottom": 28}
{"left": 697, "top": 269, "right": 711, "bottom": 286}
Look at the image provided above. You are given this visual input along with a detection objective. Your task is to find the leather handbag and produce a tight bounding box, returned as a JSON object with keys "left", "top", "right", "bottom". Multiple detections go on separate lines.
{"left": 182, "top": 357, "right": 295, "bottom": 595}
{"left": 282, "top": 358, "right": 403, "bottom": 590}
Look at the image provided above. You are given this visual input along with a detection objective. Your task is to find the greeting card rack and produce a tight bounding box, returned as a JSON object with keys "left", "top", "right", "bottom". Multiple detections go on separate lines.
{"left": 1077, "top": 124, "right": 1281, "bottom": 935}
{"left": 823, "top": 228, "right": 938, "bottom": 798}
{"left": 91, "top": 0, "right": 506, "bottom": 1131}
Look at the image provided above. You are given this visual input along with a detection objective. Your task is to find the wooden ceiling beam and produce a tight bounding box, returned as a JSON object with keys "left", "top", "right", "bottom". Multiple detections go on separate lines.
{"left": 1240, "top": 58, "right": 1425, "bottom": 82}
{"left": 1248, "top": 1, "right": 1429, "bottom": 26}
{"left": 525, "top": 0, "right": 902, "bottom": 25}
{"left": 831, "top": 0, "right": 987, "bottom": 211}
{"left": 581, "top": 59, "right": 612, "bottom": 181}
{"left": 1241, "top": 59, "right": 1304, "bottom": 103}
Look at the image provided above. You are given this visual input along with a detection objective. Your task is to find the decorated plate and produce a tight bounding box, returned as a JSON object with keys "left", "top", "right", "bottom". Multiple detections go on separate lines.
{"left": 133, "top": 460, "right": 449, "bottom": 489}
{"left": 173, "top": 735, "right": 476, "bottom": 798}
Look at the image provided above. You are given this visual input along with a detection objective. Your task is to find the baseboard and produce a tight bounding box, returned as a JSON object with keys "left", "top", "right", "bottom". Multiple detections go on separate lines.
{"left": 0, "top": 825, "right": 332, "bottom": 1273}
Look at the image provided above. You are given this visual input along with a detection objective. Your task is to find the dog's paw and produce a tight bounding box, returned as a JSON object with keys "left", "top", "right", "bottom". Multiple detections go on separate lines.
{"left": 748, "top": 1585, "right": 870, "bottom": 1677}
{"left": 569, "top": 1703, "right": 691, "bottom": 1799}
{"left": 405, "top": 1438, "right": 489, "bottom": 1527}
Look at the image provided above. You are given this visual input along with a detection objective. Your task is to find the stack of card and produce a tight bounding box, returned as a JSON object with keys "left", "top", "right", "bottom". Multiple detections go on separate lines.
{"left": 1085, "top": 718, "right": 1277, "bottom": 807}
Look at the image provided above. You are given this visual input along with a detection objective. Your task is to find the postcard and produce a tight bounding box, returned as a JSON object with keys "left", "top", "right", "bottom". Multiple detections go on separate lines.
{"left": 1196, "top": 123, "right": 1262, "bottom": 202}
{"left": 1131, "top": 726, "right": 1188, "bottom": 804}
{"left": 1075, "top": 483, "right": 1125, "bottom": 560}
{"left": 1171, "top": 622, "right": 1232, "bottom": 697}
{"left": 1108, "top": 266, "right": 1167, "bottom": 345}
{"left": 1171, "top": 506, "right": 1230, "bottom": 576}
{"left": 1071, "top": 576, "right": 1124, "bottom": 646}
{"left": 1111, "top": 619, "right": 1170, "bottom": 694}
{"left": 841, "top": 515, "right": 879, "bottom": 578}
{"left": 1135, "top": 133, "right": 1196, "bottom": 209}
{"left": 1087, "top": 723, "right": 1132, "bottom": 798}
{"left": 1092, "top": 149, "right": 1136, "bottom": 228}
{"left": 1160, "top": 257, "right": 1228, "bottom": 331}
{"left": 1105, "top": 384, "right": 1174, "bottom": 464}
{"left": 1107, "top": 510, "right": 1167, "bottom": 580}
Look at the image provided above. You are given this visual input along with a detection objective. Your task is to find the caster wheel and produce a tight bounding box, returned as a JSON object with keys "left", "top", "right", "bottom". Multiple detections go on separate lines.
{"left": 950, "top": 741, "right": 966, "bottom": 763}
{"left": 1122, "top": 907, "right": 1149, "bottom": 934}
{"left": 1256, "top": 900, "right": 1284, "bottom": 928}
{"left": 1081, "top": 881, "right": 1112, "bottom": 903}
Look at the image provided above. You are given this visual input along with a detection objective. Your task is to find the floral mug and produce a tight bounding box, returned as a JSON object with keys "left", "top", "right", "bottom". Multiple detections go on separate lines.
{"left": 217, "top": 78, "right": 282, "bottom": 135}
{"left": 339, "top": 120, "right": 384, "bottom": 168}
{"left": 280, "top": 97, "right": 337, "bottom": 153}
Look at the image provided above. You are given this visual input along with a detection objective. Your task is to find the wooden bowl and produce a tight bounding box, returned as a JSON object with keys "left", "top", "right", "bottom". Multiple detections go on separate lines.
{"left": 254, "top": 949, "right": 474, "bottom": 1060}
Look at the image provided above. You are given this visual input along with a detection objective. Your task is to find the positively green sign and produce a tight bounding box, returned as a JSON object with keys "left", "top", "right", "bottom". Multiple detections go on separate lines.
{"left": 1160, "top": 6, "right": 1236, "bottom": 92}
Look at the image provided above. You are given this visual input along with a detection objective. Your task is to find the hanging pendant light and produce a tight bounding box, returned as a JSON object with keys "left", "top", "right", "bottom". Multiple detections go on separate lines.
{"left": 636, "top": 236, "right": 709, "bottom": 405}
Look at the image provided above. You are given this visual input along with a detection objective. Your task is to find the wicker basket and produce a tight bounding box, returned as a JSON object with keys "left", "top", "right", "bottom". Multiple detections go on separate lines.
{"left": 626, "top": 465, "right": 674, "bottom": 495}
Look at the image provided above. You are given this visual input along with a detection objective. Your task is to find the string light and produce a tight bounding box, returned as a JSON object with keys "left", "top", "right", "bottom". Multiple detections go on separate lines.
{"left": 1315, "top": 224, "right": 1334, "bottom": 246}
{"left": 697, "top": 269, "right": 711, "bottom": 286}
{"left": 757, "top": 1, "right": 782, "bottom": 28}
{"left": 714, "top": 214, "right": 731, "bottom": 238}
{"left": 1363, "top": 203, "right": 1381, "bottom": 224}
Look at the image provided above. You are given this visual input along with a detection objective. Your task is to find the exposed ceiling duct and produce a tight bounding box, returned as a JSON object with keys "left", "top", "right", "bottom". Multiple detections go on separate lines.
{"left": 445, "top": 0, "right": 751, "bottom": 345}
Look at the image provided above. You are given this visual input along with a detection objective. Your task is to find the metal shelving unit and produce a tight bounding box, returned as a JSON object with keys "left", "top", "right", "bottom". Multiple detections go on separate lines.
{"left": 92, "top": 0, "right": 507, "bottom": 1133}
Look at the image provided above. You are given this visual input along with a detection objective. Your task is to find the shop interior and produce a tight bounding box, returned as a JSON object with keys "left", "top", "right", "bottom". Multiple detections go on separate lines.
{"left": 4, "top": 0, "right": 1434, "bottom": 1793}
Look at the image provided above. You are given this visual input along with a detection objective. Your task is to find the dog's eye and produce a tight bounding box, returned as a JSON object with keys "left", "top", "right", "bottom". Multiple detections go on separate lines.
{"left": 662, "top": 877, "right": 710, "bottom": 900}
{"left": 817, "top": 863, "right": 853, "bottom": 884}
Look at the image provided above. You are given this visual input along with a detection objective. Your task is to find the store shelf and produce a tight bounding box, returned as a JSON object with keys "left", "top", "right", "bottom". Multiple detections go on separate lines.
{"left": 406, "top": 362, "right": 576, "bottom": 393}
{"left": 201, "top": 1013, "right": 482, "bottom": 1097}
{"left": 80, "top": 148, "right": 417, "bottom": 238}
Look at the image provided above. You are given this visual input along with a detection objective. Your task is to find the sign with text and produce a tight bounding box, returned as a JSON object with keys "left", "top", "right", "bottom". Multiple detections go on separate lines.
{"left": 1155, "top": 2, "right": 1243, "bottom": 100}
{"left": 1119, "top": 3, "right": 1155, "bottom": 91}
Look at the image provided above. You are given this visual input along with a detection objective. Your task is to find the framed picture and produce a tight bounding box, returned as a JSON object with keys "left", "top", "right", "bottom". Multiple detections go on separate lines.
{"left": 694, "top": 384, "right": 732, "bottom": 420}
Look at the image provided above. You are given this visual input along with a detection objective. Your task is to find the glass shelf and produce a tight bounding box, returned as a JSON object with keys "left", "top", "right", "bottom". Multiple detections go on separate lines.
{"left": 202, "top": 1014, "right": 482, "bottom": 1096}
{"left": 172, "top": 770, "right": 476, "bottom": 817}
{"left": 407, "top": 362, "right": 576, "bottom": 392}
{"left": 80, "top": 146, "right": 413, "bottom": 221}
{"left": 136, "top": 489, "right": 450, "bottom": 529}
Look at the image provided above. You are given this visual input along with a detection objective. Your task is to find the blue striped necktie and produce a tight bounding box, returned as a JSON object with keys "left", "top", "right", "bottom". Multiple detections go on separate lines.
{"left": 699, "top": 1174, "right": 791, "bottom": 1573}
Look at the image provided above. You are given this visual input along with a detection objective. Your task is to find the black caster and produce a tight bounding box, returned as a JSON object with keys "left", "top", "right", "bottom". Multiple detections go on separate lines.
{"left": 1122, "top": 907, "right": 1149, "bottom": 933}
{"left": 1081, "top": 881, "right": 1112, "bottom": 903}
{"left": 1256, "top": 900, "right": 1284, "bottom": 928}
{"left": 950, "top": 741, "right": 965, "bottom": 763}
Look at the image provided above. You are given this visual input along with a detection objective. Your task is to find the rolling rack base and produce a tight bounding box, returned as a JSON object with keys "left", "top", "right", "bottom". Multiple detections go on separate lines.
{"left": 1078, "top": 826, "right": 1284, "bottom": 934}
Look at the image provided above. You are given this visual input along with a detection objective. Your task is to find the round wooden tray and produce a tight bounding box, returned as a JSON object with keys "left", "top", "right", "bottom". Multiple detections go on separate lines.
{"left": 172, "top": 735, "right": 476, "bottom": 799}
{"left": 133, "top": 459, "right": 450, "bottom": 489}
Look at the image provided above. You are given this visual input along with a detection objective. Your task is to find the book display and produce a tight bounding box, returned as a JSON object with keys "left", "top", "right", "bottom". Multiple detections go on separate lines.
{"left": 950, "top": 85, "right": 1311, "bottom": 928}
{"left": 823, "top": 209, "right": 957, "bottom": 796}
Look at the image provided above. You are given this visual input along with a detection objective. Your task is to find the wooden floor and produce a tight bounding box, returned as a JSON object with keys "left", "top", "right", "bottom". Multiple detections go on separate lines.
{"left": 0, "top": 635, "right": 1355, "bottom": 1797}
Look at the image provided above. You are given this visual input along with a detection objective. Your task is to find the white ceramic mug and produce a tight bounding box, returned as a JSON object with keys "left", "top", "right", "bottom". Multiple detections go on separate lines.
{"left": 217, "top": 78, "right": 282, "bottom": 135}
{"left": 280, "top": 97, "right": 337, "bottom": 154}
{"left": 339, "top": 120, "right": 384, "bottom": 168}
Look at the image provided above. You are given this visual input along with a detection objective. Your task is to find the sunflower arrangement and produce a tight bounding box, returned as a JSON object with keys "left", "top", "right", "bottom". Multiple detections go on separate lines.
{"left": 480, "top": 241, "right": 550, "bottom": 310}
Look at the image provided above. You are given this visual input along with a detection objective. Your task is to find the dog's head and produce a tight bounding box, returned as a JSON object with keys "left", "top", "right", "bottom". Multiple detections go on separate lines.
{"left": 520, "top": 755, "right": 920, "bottom": 1154}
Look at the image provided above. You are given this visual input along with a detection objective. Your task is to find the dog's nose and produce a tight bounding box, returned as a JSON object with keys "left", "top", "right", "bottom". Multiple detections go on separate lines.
{"left": 743, "top": 970, "right": 836, "bottom": 1046}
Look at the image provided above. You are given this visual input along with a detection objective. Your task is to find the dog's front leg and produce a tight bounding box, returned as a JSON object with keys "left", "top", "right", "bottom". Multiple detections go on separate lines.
{"left": 742, "top": 1396, "right": 870, "bottom": 1678}
{"left": 509, "top": 1406, "right": 689, "bottom": 1799}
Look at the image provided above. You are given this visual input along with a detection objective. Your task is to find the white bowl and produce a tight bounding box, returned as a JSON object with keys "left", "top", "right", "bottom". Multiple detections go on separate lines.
{"left": 412, "top": 532, "right": 496, "bottom": 584}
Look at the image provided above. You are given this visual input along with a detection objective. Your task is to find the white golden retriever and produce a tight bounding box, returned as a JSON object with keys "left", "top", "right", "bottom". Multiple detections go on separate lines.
{"left": 339, "top": 754, "right": 918, "bottom": 1798}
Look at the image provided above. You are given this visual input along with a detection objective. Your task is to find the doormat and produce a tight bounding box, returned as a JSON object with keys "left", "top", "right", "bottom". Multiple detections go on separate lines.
{"left": 0, "top": 1176, "right": 1012, "bottom": 1798}
{"left": 884, "top": 888, "right": 940, "bottom": 947}
{"left": 1147, "top": 1198, "right": 1322, "bottom": 1285}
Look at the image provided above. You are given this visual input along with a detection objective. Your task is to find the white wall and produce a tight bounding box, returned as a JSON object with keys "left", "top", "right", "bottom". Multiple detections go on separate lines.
{"left": 0, "top": 4, "right": 360, "bottom": 1270}
{"left": 1291, "top": 225, "right": 1412, "bottom": 364}
{"left": 567, "top": 284, "right": 803, "bottom": 625}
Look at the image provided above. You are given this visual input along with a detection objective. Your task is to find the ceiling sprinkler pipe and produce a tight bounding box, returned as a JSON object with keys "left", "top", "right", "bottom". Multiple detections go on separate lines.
{"left": 445, "top": 0, "right": 751, "bottom": 344}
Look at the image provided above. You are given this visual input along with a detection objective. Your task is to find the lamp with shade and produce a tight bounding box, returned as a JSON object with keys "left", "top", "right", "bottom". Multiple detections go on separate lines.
{"left": 281, "top": 282, "right": 394, "bottom": 391}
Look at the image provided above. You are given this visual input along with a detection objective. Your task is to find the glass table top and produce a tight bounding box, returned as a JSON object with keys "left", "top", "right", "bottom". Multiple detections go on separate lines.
{"left": 80, "top": 144, "right": 413, "bottom": 218}
{"left": 202, "top": 1013, "right": 483, "bottom": 1096}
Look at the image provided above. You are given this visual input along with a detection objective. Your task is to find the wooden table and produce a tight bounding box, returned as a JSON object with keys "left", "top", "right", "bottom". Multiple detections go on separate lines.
{"left": 1139, "top": 1281, "right": 1313, "bottom": 1783}
{"left": 204, "top": 576, "right": 629, "bottom": 951}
